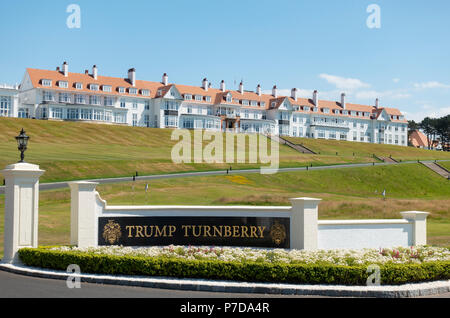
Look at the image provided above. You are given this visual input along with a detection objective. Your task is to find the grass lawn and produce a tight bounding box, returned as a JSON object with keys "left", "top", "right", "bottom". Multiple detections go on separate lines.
{"left": 0, "top": 163, "right": 448, "bottom": 258}
{"left": 284, "top": 136, "right": 450, "bottom": 161}
{"left": 1, "top": 117, "right": 449, "bottom": 183}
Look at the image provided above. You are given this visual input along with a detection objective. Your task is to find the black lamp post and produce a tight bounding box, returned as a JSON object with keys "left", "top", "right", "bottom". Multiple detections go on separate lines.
{"left": 15, "top": 128, "right": 29, "bottom": 163}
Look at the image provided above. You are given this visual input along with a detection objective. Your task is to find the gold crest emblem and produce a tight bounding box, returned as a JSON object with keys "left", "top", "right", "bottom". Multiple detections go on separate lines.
{"left": 269, "top": 221, "right": 286, "bottom": 245}
{"left": 102, "top": 220, "right": 122, "bottom": 245}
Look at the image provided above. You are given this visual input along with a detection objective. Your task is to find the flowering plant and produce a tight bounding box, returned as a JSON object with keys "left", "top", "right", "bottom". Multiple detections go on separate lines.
{"left": 52, "top": 245, "right": 450, "bottom": 266}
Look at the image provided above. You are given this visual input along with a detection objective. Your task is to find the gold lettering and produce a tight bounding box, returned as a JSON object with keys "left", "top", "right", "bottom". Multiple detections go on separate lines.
{"left": 155, "top": 225, "right": 167, "bottom": 238}
{"left": 168, "top": 225, "right": 176, "bottom": 237}
{"left": 213, "top": 225, "right": 222, "bottom": 237}
{"left": 126, "top": 226, "right": 135, "bottom": 238}
{"left": 203, "top": 225, "right": 212, "bottom": 237}
{"left": 144, "top": 225, "right": 154, "bottom": 237}
{"left": 135, "top": 226, "right": 144, "bottom": 238}
{"left": 192, "top": 225, "right": 201, "bottom": 237}
{"left": 232, "top": 225, "right": 240, "bottom": 237}
{"left": 224, "top": 226, "right": 232, "bottom": 237}
{"left": 258, "top": 226, "right": 266, "bottom": 238}
{"left": 241, "top": 226, "right": 249, "bottom": 238}
{"left": 182, "top": 225, "right": 191, "bottom": 237}
{"left": 250, "top": 226, "right": 258, "bottom": 238}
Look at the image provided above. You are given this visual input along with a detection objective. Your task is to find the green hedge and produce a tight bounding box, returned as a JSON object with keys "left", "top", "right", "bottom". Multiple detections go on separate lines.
{"left": 18, "top": 247, "right": 450, "bottom": 286}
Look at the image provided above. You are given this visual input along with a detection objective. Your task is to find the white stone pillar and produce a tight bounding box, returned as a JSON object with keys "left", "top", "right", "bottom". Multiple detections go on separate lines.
{"left": 290, "top": 197, "right": 321, "bottom": 250}
{"left": 400, "top": 211, "right": 429, "bottom": 246}
{"left": 1, "top": 163, "right": 44, "bottom": 263}
{"left": 68, "top": 181, "right": 99, "bottom": 248}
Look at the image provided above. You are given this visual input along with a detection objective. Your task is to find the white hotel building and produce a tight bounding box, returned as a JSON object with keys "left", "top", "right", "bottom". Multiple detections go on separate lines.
{"left": 1, "top": 62, "right": 408, "bottom": 146}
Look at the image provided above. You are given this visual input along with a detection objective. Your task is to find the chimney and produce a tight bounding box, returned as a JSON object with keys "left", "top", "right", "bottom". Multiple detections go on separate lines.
{"left": 341, "top": 93, "right": 346, "bottom": 109}
{"left": 313, "top": 90, "right": 319, "bottom": 107}
{"left": 92, "top": 65, "right": 98, "bottom": 80}
{"left": 256, "top": 84, "right": 262, "bottom": 96}
{"left": 202, "top": 78, "right": 209, "bottom": 91}
{"left": 208, "top": 82, "right": 212, "bottom": 89}
{"left": 375, "top": 98, "right": 379, "bottom": 109}
{"left": 162, "top": 73, "right": 168, "bottom": 85}
{"left": 62, "top": 61, "right": 68, "bottom": 77}
{"left": 239, "top": 81, "right": 244, "bottom": 94}
{"left": 291, "top": 88, "right": 298, "bottom": 101}
{"left": 220, "top": 80, "right": 226, "bottom": 92}
{"left": 85, "top": 70, "right": 89, "bottom": 75}
{"left": 56, "top": 67, "right": 60, "bottom": 72}
{"left": 128, "top": 68, "right": 136, "bottom": 86}
{"left": 272, "top": 85, "right": 278, "bottom": 98}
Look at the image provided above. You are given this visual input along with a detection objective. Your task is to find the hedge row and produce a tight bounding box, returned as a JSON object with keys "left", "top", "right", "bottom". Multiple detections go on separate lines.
{"left": 18, "top": 247, "right": 450, "bottom": 286}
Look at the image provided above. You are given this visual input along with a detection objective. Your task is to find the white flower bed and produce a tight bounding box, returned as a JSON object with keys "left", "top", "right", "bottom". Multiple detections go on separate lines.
{"left": 51, "top": 245, "right": 450, "bottom": 266}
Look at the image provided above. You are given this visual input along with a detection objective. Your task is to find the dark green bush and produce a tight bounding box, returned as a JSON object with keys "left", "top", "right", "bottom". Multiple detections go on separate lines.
{"left": 18, "top": 247, "right": 450, "bottom": 286}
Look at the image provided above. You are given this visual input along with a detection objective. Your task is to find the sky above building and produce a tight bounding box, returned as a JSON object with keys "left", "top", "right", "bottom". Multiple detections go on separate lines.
{"left": 0, "top": 0, "right": 449, "bottom": 121}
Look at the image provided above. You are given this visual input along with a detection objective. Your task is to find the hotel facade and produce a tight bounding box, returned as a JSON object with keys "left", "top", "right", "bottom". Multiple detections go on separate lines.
{"left": 1, "top": 62, "right": 408, "bottom": 146}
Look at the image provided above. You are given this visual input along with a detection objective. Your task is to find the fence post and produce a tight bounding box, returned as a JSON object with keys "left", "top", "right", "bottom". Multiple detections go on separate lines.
{"left": 289, "top": 197, "right": 321, "bottom": 250}
{"left": 400, "top": 211, "right": 429, "bottom": 246}
{"left": 68, "top": 181, "right": 100, "bottom": 248}
{"left": 1, "top": 163, "right": 44, "bottom": 263}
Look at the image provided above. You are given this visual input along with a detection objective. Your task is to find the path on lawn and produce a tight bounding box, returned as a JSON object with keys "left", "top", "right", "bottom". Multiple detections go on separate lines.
{"left": 1, "top": 160, "right": 449, "bottom": 195}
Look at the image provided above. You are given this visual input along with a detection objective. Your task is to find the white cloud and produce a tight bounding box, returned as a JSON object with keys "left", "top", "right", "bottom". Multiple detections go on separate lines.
{"left": 392, "top": 78, "right": 400, "bottom": 83}
{"left": 319, "top": 74, "right": 371, "bottom": 90}
{"left": 354, "top": 90, "right": 411, "bottom": 100}
{"left": 401, "top": 107, "right": 450, "bottom": 122}
{"left": 413, "top": 81, "right": 450, "bottom": 89}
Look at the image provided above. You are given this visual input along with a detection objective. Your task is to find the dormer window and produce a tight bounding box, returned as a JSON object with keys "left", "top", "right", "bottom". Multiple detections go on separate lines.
{"left": 195, "top": 95, "right": 202, "bottom": 101}
{"left": 234, "top": 99, "right": 240, "bottom": 104}
{"left": 250, "top": 100, "right": 257, "bottom": 106}
{"left": 351, "top": 111, "right": 357, "bottom": 116}
{"left": 260, "top": 102, "right": 266, "bottom": 107}
{"left": 303, "top": 106, "right": 310, "bottom": 111}
{"left": 103, "top": 85, "right": 112, "bottom": 92}
{"left": 184, "top": 94, "right": 192, "bottom": 100}
{"left": 242, "top": 100, "right": 249, "bottom": 106}
{"left": 342, "top": 110, "right": 348, "bottom": 115}
{"left": 271, "top": 102, "right": 276, "bottom": 108}
{"left": 205, "top": 96, "right": 211, "bottom": 102}
{"left": 141, "top": 89, "right": 150, "bottom": 96}
{"left": 334, "top": 109, "right": 340, "bottom": 114}
{"left": 313, "top": 107, "right": 318, "bottom": 112}
{"left": 58, "top": 81, "right": 68, "bottom": 88}
{"left": 90, "top": 84, "right": 99, "bottom": 91}
{"left": 42, "top": 79, "right": 52, "bottom": 87}
{"left": 129, "top": 88, "right": 138, "bottom": 94}
{"left": 75, "top": 82, "right": 83, "bottom": 90}
{"left": 225, "top": 94, "right": 232, "bottom": 103}
{"left": 118, "top": 87, "right": 125, "bottom": 94}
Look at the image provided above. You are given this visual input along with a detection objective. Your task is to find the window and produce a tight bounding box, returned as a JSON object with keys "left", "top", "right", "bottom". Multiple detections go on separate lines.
{"left": 260, "top": 102, "right": 266, "bottom": 107}
{"left": 93, "top": 109, "right": 104, "bottom": 121}
{"left": 90, "top": 84, "right": 99, "bottom": 91}
{"left": 141, "top": 89, "right": 150, "bottom": 96}
{"left": 120, "top": 99, "right": 126, "bottom": 108}
{"left": 226, "top": 95, "right": 232, "bottom": 103}
{"left": 90, "top": 95, "right": 101, "bottom": 105}
{"left": 165, "top": 115, "right": 178, "bottom": 127}
{"left": 132, "top": 100, "right": 138, "bottom": 109}
{"left": 323, "top": 108, "right": 330, "bottom": 114}
{"left": 75, "top": 94, "right": 85, "bottom": 104}
{"left": 144, "top": 114, "right": 150, "bottom": 127}
{"left": 103, "top": 85, "right": 112, "bottom": 92}
{"left": 244, "top": 110, "right": 249, "bottom": 118}
{"left": 18, "top": 108, "right": 29, "bottom": 118}
{"left": 195, "top": 95, "right": 202, "bottom": 101}
{"left": 113, "top": 112, "right": 126, "bottom": 124}
{"left": 105, "top": 111, "right": 112, "bottom": 122}
{"left": 184, "top": 94, "right": 192, "bottom": 100}
{"left": 75, "top": 83, "right": 83, "bottom": 90}
{"left": 104, "top": 97, "right": 114, "bottom": 106}
{"left": 58, "top": 81, "right": 68, "bottom": 88}
{"left": 42, "top": 79, "right": 52, "bottom": 87}
{"left": 0, "top": 96, "right": 11, "bottom": 116}
{"left": 51, "top": 107, "right": 63, "bottom": 119}
{"left": 118, "top": 87, "right": 125, "bottom": 94}
{"left": 144, "top": 100, "right": 150, "bottom": 110}
{"left": 334, "top": 109, "right": 340, "bottom": 114}
{"left": 303, "top": 106, "right": 310, "bottom": 111}
{"left": 129, "top": 88, "right": 138, "bottom": 95}
{"left": 205, "top": 96, "right": 211, "bottom": 103}
{"left": 43, "top": 91, "right": 54, "bottom": 102}
{"left": 80, "top": 108, "right": 92, "bottom": 120}
{"left": 242, "top": 100, "right": 249, "bottom": 106}
{"left": 59, "top": 93, "right": 70, "bottom": 103}
{"left": 250, "top": 100, "right": 257, "bottom": 107}
{"left": 67, "top": 108, "right": 79, "bottom": 120}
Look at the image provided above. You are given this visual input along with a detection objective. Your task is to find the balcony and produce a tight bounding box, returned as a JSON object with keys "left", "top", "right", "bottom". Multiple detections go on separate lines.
{"left": 164, "top": 110, "right": 178, "bottom": 116}
{"left": 311, "top": 121, "right": 349, "bottom": 129}
{"left": 278, "top": 119, "right": 290, "bottom": 125}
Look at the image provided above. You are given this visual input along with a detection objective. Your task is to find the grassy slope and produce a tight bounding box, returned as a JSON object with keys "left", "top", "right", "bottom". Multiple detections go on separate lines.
{"left": 0, "top": 163, "right": 448, "bottom": 257}
{"left": 1, "top": 117, "right": 449, "bottom": 183}
{"left": 284, "top": 136, "right": 450, "bottom": 161}
{"left": 0, "top": 117, "right": 373, "bottom": 182}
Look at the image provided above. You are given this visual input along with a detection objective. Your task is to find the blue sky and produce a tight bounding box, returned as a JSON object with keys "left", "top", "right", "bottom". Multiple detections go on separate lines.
{"left": 0, "top": 0, "right": 449, "bottom": 121}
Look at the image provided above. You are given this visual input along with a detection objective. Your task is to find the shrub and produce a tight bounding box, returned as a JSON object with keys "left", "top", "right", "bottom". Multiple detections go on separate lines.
{"left": 18, "top": 247, "right": 450, "bottom": 286}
